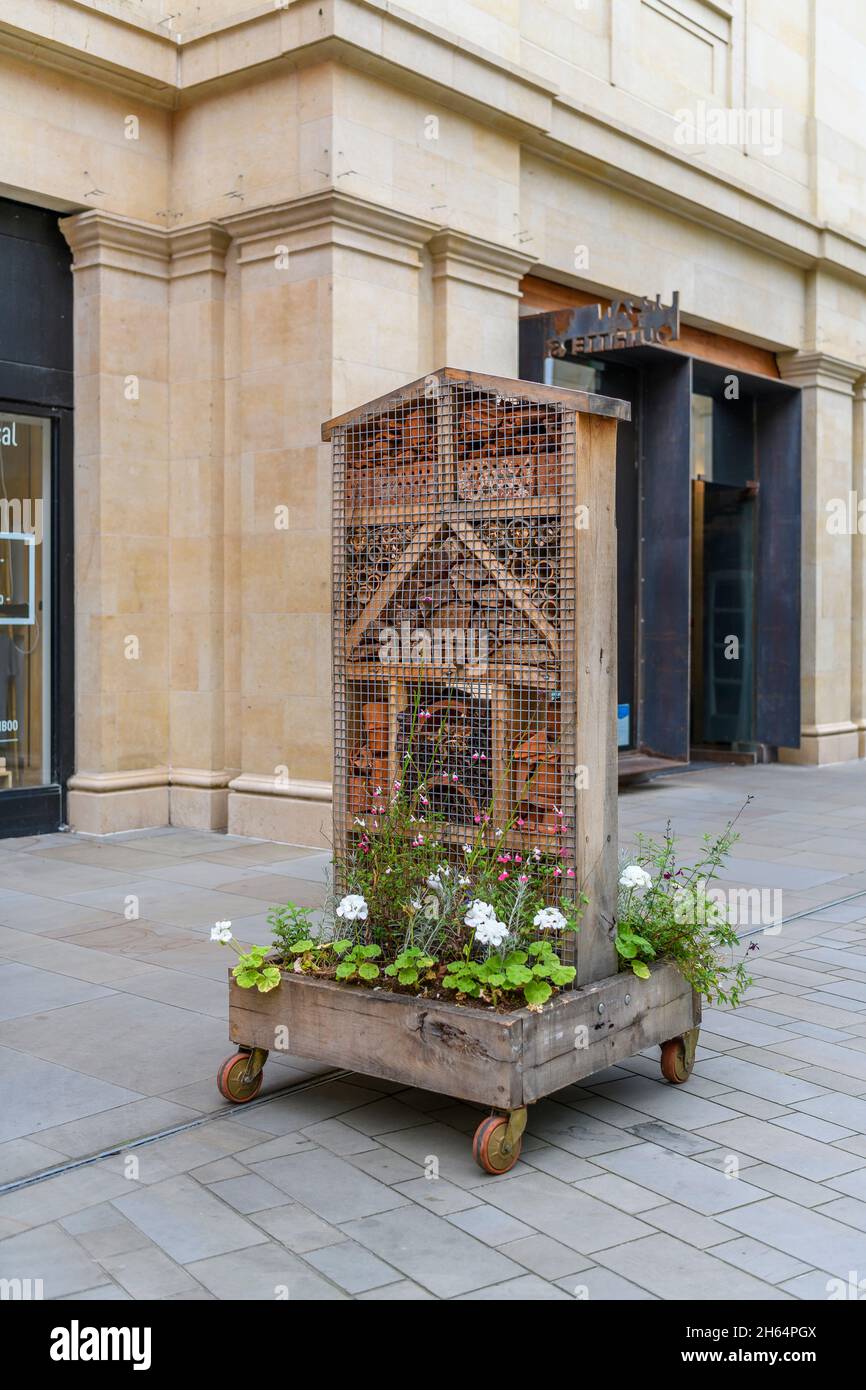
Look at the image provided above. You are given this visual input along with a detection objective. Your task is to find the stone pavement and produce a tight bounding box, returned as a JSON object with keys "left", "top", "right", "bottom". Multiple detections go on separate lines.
{"left": 2, "top": 761, "right": 866, "bottom": 1299}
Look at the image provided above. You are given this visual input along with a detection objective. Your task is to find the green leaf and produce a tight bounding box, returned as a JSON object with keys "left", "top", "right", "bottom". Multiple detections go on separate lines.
{"left": 615, "top": 938, "right": 638, "bottom": 959}
{"left": 397, "top": 968, "right": 419, "bottom": 985}
{"left": 290, "top": 940, "right": 316, "bottom": 954}
{"left": 384, "top": 963, "right": 399, "bottom": 977}
{"left": 524, "top": 978, "right": 553, "bottom": 1006}
{"left": 504, "top": 950, "right": 528, "bottom": 967}
{"left": 331, "top": 939, "right": 352, "bottom": 956}
{"left": 335, "top": 962, "right": 356, "bottom": 980}
{"left": 234, "top": 970, "right": 258, "bottom": 989}
{"left": 484, "top": 970, "right": 506, "bottom": 988}
{"left": 550, "top": 965, "right": 576, "bottom": 986}
{"left": 358, "top": 961, "right": 380, "bottom": 980}
{"left": 631, "top": 960, "right": 651, "bottom": 979}
{"left": 505, "top": 963, "right": 532, "bottom": 986}
{"left": 361, "top": 945, "right": 381, "bottom": 959}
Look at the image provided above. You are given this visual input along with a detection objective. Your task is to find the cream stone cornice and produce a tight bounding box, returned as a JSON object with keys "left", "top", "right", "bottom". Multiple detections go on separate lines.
{"left": 778, "top": 351, "right": 866, "bottom": 394}
{"left": 60, "top": 211, "right": 232, "bottom": 280}
{"left": 59, "top": 209, "right": 172, "bottom": 277}
{"left": 429, "top": 230, "right": 537, "bottom": 297}
{"left": 167, "top": 223, "right": 231, "bottom": 278}
{"left": 224, "top": 190, "right": 440, "bottom": 267}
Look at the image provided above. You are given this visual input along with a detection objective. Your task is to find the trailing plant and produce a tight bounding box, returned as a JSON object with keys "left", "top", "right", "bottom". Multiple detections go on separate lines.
{"left": 210, "top": 923, "right": 281, "bottom": 994}
{"left": 615, "top": 798, "right": 755, "bottom": 1007}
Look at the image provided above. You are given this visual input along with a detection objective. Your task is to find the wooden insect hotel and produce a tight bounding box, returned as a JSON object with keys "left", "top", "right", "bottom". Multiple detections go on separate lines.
{"left": 219, "top": 368, "right": 701, "bottom": 1173}
{"left": 327, "top": 367, "right": 626, "bottom": 974}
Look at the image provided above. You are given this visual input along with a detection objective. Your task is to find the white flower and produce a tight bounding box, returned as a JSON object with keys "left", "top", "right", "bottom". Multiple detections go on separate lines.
{"left": 475, "top": 916, "right": 509, "bottom": 948}
{"left": 336, "top": 893, "right": 368, "bottom": 922}
{"left": 533, "top": 906, "right": 567, "bottom": 932}
{"left": 462, "top": 844, "right": 473, "bottom": 855}
{"left": 458, "top": 875, "right": 471, "bottom": 887}
{"left": 619, "top": 864, "right": 653, "bottom": 895}
{"left": 211, "top": 922, "right": 233, "bottom": 943}
{"left": 464, "top": 899, "right": 497, "bottom": 930}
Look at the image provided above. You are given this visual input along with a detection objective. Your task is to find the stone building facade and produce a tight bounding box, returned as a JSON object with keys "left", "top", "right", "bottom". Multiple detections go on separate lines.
{"left": 1, "top": 0, "right": 865, "bottom": 844}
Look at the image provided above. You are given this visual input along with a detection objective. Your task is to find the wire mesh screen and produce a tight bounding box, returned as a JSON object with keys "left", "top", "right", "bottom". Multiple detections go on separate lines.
{"left": 331, "top": 371, "right": 579, "bottom": 964}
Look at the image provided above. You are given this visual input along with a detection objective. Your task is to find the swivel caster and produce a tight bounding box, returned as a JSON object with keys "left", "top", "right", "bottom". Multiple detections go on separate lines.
{"left": 660, "top": 1027, "right": 699, "bottom": 1085}
{"left": 472, "top": 1107, "right": 528, "bottom": 1175}
{"left": 217, "top": 1047, "right": 268, "bottom": 1103}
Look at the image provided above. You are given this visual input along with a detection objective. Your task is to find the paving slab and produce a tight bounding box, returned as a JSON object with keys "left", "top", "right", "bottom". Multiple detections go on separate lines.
{"left": 112, "top": 1175, "right": 269, "bottom": 1264}
{"left": 716, "top": 1196, "right": 866, "bottom": 1279}
{"left": 591, "top": 1141, "right": 766, "bottom": 1215}
{"left": 340, "top": 1204, "right": 526, "bottom": 1298}
{"left": 185, "top": 1243, "right": 348, "bottom": 1300}
{"left": 594, "top": 1231, "right": 790, "bottom": 1300}
{"left": 697, "top": 1115, "right": 866, "bottom": 1181}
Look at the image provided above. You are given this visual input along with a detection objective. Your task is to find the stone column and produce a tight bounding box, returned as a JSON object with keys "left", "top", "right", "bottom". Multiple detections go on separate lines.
{"left": 778, "top": 351, "right": 862, "bottom": 764}
{"left": 852, "top": 374, "right": 866, "bottom": 757}
{"left": 223, "top": 192, "right": 436, "bottom": 846}
{"left": 428, "top": 230, "right": 536, "bottom": 378}
{"left": 165, "top": 224, "right": 231, "bottom": 829}
{"left": 60, "top": 212, "right": 172, "bottom": 833}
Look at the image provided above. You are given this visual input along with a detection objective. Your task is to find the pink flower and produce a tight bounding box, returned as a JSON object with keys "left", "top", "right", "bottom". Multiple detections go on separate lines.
{"left": 566, "top": 868, "right": 575, "bottom": 878}
{"left": 516, "top": 817, "right": 525, "bottom": 827}
{"left": 514, "top": 854, "right": 522, "bottom": 863}
{"left": 474, "top": 815, "right": 481, "bottom": 824}
{"left": 498, "top": 871, "right": 509, "bottom": 881}
{"left": 553, "top": 867, "right": 562, "bottom": 877}
{"left": 519, "top": 874, "right": 529, "bottom": 884}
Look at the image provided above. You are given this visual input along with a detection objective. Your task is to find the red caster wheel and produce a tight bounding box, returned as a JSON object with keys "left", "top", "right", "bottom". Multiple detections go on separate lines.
{"left": 660, "top": 1027, "right": 699, "bottom": 1085}
{"left": 217, "top": 1049, "right": 265, "bottom": 1103}
{"left": 472, "top": 1108, "right": 528, "bottom": 1175}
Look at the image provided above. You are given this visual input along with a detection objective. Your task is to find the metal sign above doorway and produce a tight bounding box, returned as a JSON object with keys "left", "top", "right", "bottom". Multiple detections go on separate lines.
{"left": 546, "top": 292, "right": 680, "bottom": 357}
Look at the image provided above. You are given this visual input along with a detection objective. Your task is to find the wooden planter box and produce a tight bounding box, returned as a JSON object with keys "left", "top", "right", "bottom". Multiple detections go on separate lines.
{"left": 227, "top": 958, "right": 700, "bottom": 1110}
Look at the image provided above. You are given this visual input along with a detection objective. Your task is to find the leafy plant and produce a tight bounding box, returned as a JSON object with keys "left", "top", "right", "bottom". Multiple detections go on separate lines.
{"left": 335, "top": 943, "right": 381, "bottom": 982}
{"left": 268, "top": 902, "right": 319, "bottom": 958}
{"left": 232, "top": 944, "right": 282, "bottom": 994}
{"left": 384, "top": 946, "right": 438, "bottom": 986}
{"left": 287, "top": 938, "right": 351, "bottom": 973}
{"left": 443, "top": 939, "right": 575, "bottom": 1009}
{"left": 615, "top": 799, "right": 755, "bottom": 1007}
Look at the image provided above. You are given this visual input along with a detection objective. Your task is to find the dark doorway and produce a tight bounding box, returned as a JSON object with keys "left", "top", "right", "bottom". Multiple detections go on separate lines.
{"left": 0, "top": 198, "right": 73, "bottom": 836}
{"left": 519, "top": 307, "right": 801, "bottom": 767}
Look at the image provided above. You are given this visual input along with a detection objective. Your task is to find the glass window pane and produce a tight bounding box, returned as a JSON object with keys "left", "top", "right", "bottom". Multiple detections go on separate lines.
{"left": 0, "top": 413, "right": 50, "bottom": 789}
{"left": 691, "top": 393, "right": 713, "bottom": 480}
